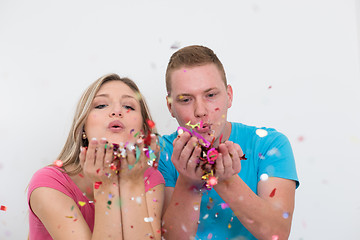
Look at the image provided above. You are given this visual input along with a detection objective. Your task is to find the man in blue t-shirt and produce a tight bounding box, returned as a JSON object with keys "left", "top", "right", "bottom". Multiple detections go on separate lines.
{"left": 158, "top": 45, "right": 299, "bottom": 240}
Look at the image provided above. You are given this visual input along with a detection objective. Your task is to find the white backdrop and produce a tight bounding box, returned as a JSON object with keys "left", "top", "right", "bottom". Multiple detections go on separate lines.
{"left": 1, "top": 0, "right": 360, "bottom": 239}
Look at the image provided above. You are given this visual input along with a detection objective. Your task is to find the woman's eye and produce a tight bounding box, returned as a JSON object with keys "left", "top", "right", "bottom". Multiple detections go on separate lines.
{"left": 123, "top": 105, "right": 135, "bottom": 111}
{"left": 95, "top": 104, "right": 107, "bottom": 109}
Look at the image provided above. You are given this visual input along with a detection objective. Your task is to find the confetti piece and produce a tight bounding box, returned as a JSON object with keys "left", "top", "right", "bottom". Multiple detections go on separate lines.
{"left": 267, "top": 148, "right": 279, "bottom": 156}
{"left": 272, "top": 235, "right": 279, "bottom": 240}
{"left": 136, "top": 196, "right": 142, "bottom": 204}
{"left": 269, "top": 188, "right": 277, "bottom": 198}
{"left": 228, "top": 223, "right": 232, "bottom": 229}
{"left": 203, "top": 214, "right": 209, "bottom": 219}
{"left": 260, "top": 173, "right": 269, "bottom": 181}
{"left": 214, "top": 107, "right": 220, "bottom": 111}
{"left": 170, "top": 41, "right": 181, "bottom": 49}
{"left": 297, "top": 136, "right": 304, "bottom": 142}
{"left": 96, "top": 168, "right": 100, "bottom": 174}
{"left": 193, "top": 205, "right": 199, "bottom": 211}
{"left": 220, "top": 203, "right": 229, "bottom": 209}
{"left": 207, "top": 148, "right": 218, "bottom": 164}
{"left": 78, "top": 173, "right": 84, "bottom": 178}
{"left": 268, "top": 86, "right": 272, "bottom": 89}
{"left": 207, "top": 233, "right": 213, "bottom": 239}
{"left": 207, "top": 176, "right": 218, "bottom": 186}
{"left": 240, "top": 154, "right": 247, "bottom": 160}
{"left": 0, "top": 205, "right": 7, "bottom": 211}
{"left": 94, "top": 181, "right": 102, "bottom": 189}
{"left": 283, "top": 212, "right": 289, "bottom": 219}
{"left": 147, "top": 119, "right": 155, "bottom": 129}
{"left": 181, "top": 224, "right": 187, "bottom": 232}
{"left": 144, "top": 217, "right": 154, "bottom": 222}
{"left": 256, "top": 129, "right": 268, "bottom": 137}
{"left": 258, "top": 153, "right": 265, "bottom": 160}
{"left": 78, "top": 201, "right": 86, "bottom": 207}
{"left": 54, "top": 160, "right": 63, "bottom": 167}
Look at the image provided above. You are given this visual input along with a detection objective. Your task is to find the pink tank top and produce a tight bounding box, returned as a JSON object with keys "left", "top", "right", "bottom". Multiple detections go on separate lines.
{"left": 28, "top": 166, "right": 164, "bottom": 239}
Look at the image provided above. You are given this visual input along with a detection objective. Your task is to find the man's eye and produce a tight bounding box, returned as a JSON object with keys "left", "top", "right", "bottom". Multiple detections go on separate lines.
{"left": 95, "top": 104, "right": 107, "bottom": 109}
{"left": 207, "top": 93, "right": 216, "bottom": 98}
{"left": 124, "top": 105, "right": 135, "bottom": 111}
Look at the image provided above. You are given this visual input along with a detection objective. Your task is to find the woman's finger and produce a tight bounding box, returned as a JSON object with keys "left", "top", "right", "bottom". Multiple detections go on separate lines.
{"left": 86, "top": 138, "right": 98, "bottom": 167}
{"left": 126, "top": 142, "right": 137, "bottom": 169}
{"left": 95, "top": 138, "right": 107, "bottom": 171}
{"left": 79, "top": 146, "right": 87, "bottom": 169}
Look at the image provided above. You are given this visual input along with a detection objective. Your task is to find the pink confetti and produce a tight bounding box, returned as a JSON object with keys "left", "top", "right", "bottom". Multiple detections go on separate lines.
{"left": 53, "top": 160, "right": 63, "bottom": 167}
{"left": 220, "top": 203, "right": 229, "bottom": 209}
{"left": 94, "top": 181, "right": 102, "bottom": 189}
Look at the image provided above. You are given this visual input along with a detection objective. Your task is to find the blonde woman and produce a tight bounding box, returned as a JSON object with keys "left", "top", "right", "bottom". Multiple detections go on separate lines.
{"left": 28, "top": 74, "right": 164, "bottom": 240}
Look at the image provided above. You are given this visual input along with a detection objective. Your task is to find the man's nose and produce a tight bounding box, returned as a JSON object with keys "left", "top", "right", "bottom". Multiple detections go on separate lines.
{"left": 194, "top": 99, "right": 207, "bottom": 118}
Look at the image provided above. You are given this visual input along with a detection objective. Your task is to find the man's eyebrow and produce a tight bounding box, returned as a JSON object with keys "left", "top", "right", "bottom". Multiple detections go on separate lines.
{"left": 204, "top": 87, "right": 217, "bottom": 92}
{"left": 176, "top": 93, "right": 191, "bottom": 98}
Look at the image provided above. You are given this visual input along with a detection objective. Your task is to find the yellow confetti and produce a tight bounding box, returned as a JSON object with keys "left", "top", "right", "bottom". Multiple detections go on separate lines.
{"left": 228, "top": 223, "right": 232, "bottom": 229}
{"left": 186, "top": 120, "right": 200, "bottom": 129}
{"left": 78, "top": 201, "right": 86, "bottom": 207}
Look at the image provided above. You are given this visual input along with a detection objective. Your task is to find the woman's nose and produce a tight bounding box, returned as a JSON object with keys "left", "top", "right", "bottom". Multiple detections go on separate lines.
{"left": 110, "top": 106, "right": 123, "bottom": 117}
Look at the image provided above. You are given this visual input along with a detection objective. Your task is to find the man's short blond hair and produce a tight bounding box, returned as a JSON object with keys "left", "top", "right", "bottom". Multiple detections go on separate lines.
{"left": 165, "top": 45, "right": 227, "bottom": 94}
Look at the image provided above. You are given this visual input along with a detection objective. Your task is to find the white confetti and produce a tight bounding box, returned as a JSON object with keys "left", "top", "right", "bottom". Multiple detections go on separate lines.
{"left": 256, "top": 129, "right": 268, "bottom": 137}
{"left": 144, "top": 217, "right": 153, "bottom": 222}
{"left": 260, "top": 173, "right": 269, "bottom": 181}
{"left": 267, "top": 147, "right": 279, "bottom": 156}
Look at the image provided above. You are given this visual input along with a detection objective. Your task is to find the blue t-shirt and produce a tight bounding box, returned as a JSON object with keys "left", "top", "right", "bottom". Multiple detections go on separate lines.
{"left": 158, "top": 122, "right": 299, "bottom": 240}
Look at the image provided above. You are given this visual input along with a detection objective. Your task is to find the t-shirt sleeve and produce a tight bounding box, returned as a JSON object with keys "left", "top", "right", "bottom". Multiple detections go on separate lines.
{"left": 258, "top": 131, "right": 299, "bottom": 188}
{"left": 158, "top": 136, "right": 178, "bottom": 188}
{"left": 27, "top": 167, "right": 76, "bottom": 208}
{"left": 144, "top": 167, "right": 165, "bottom": 192}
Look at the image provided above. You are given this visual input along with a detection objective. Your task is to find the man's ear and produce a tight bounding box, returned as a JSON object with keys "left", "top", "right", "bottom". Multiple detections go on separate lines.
{"left": 166, "top": 95, "right": 175, "bottom": 118}
{"left": 226, "top": 84, "right": 233, "bottom": 108}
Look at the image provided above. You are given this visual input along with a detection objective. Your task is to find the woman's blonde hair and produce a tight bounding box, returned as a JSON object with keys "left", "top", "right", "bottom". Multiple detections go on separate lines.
{"left": 57, "top": 73, "right": 156, "bottom": 175}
